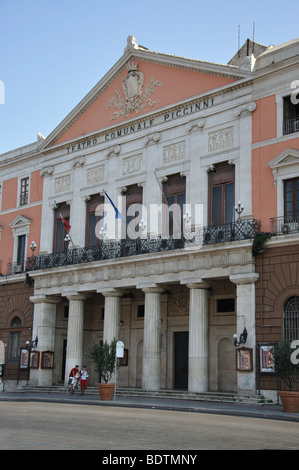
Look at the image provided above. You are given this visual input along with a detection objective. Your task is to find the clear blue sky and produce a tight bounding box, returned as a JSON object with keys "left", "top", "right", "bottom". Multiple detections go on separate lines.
{"left": 0, "top": 0, "right": 298, "bottom": 154}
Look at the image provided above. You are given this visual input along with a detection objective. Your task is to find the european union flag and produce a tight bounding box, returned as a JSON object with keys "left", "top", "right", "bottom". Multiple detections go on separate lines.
{"left": 104, "top": 191, "right": 126, "bottom": 223}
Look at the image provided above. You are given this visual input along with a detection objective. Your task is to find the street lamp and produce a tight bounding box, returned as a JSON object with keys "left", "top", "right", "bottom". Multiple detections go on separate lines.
{"left": 233, "top": 327, "right": 248, "bottom": 347}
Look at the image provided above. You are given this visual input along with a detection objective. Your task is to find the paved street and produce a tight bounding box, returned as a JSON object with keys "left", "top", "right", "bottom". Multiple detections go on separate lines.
{"left": 0, "top": 401, "right": 299, "bottom": 450}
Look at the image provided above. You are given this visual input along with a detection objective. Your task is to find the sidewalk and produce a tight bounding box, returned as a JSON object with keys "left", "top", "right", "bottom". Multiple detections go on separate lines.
{"left": 1, "top": 390, "right": 299, "bottom": 423}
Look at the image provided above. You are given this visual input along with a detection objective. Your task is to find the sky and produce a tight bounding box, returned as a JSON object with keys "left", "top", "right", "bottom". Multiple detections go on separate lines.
{"left": 0, "top": 0, "right": 298, "bottom": 154}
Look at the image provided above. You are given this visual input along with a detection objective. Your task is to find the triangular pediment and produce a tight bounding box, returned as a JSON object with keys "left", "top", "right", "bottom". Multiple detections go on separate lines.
{"left": 41, "top": 36, "right": 247, "bottom": 150}
{"left": 269, "top": 148, "right": 299, "bottom": 169}
{"left": 9, "top": 215, "right": 32, "bottom": 229}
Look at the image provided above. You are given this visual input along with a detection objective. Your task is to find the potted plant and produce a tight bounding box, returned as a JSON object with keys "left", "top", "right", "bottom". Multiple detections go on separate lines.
{"left": 89, "top": 338, "right": 119, "bottom": 400}
{"left": 275, "top": 340, "right": 299, "bottom": 412}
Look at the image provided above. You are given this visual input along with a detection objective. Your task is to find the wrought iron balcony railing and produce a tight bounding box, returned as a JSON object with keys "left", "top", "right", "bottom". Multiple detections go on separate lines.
{"left": 270, "top": 216, "right": 299, "bottom": 235}
{"left": 24, "top": 218, "right": 260, "bottom": 273}
{"left": 202, "top": 218, "right": 260, "bottom": 245}
{"left": 283, "top": 116, "right": 299, "bottom": 136}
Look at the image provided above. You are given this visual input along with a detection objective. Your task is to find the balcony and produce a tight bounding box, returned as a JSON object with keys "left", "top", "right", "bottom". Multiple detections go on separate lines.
{"left": 271, "top": 216, "right": 299, "bottom": 235}
{"left": 283, "top": 116, "right": 299, "bottom": 136}
{"left": 24, "top": 218, "right": 260, "bottom": 272}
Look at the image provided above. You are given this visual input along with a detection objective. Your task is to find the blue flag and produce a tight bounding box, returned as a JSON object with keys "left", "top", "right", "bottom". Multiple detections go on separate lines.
{"left": 104, "top": 191, "right": 126, "bottom": 223}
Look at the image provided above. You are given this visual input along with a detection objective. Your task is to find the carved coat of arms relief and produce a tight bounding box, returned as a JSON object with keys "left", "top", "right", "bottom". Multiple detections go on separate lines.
{"left": 107, "top": 60, "right": 163, "bottom": 120}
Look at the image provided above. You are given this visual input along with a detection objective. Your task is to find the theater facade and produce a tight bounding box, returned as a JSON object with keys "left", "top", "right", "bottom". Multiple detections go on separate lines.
{"left": 1, "top": 36, "right": 299, "bottom": 399}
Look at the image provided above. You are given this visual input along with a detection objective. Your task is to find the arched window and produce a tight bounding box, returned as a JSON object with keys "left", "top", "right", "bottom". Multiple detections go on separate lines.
{"left": 9, "top": 316, "right": 22, "bottom": 363}
{"left": 283, "top": 296, "right": 299, "bottom": 340}
{"left": 11, "top": 316, "right": 22, "bottom": 327}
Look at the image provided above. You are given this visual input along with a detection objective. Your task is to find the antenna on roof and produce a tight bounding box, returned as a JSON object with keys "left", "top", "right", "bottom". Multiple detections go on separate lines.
{"left": 252, "top": 22, "right": 255, "bottom": 55}
{"left": 238, "top": 25, "right": 240, "bottom": 59}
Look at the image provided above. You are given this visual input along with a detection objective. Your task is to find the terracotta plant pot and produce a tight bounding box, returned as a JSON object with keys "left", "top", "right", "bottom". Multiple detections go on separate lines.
{"left": 279, "top": 391, "right": 299, "bottom": 413}
{"left": 97, "top": 383, "right": 115, "bottom": 400}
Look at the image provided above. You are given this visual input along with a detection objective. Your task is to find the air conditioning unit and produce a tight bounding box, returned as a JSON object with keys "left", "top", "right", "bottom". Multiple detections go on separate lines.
{"left": 13, "top": 264, "right": 23, "bottom": 273}
{"left": 294, "top": 120, "right": 299, "bottom": 132}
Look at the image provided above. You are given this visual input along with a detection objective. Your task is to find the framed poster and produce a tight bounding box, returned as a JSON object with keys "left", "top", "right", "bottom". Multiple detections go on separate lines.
{"left": 29, "top": 351, "right": 40, "bottom": 369}
{"left": 41, "top": 351, "right": 54, "bottom": 369}
{"left": 119, "top": 348, "right": 128, "bottom": 366}
{"left": 19, "top": 348, "right": 30, "bottom": 369}
{"left": 236, "top": 347, "right": 253, "bottom": 372}
{"left": 259, "top": 344, "right": 275, "bottom": 373}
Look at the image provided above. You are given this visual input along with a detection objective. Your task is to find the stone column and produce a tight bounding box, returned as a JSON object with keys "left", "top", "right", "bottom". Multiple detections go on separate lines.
{"left": 101, "top": 290, "right": 123, "bottom": 344}
{"left": 186, "top": 282, "right": 209, "bottom": 392}
{"left": 29, "top": 295, "right": 60, "bottom": 386}
{"left": 230, "top": 273, "right": 259, "bottom": 394}
{"left": 65, "top": 293, "right": 86, "bottom": 383}
{"left": 141, "top": 286, "right": 164, "bottom": 390}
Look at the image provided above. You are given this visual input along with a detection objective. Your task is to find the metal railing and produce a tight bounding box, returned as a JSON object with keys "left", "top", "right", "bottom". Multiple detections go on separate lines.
{"left": 24, "top": 218, "right": 260, "bottom": 273}
{"left": 283, "top": 116, "right": 299, "bottom": 135}
{"left": 202, "top": 218, "right": 260, "bottom": 245}
{"left": 270, "top": 216, "right": 299, "bottom": 235}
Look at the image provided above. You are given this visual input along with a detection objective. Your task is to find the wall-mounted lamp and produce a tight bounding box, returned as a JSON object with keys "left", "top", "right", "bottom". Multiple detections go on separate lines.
{"left": 234, "top": 201, "right": 244, "bottom": 221}
{"left": 183, "top": 210, "right": 191, "bottom": 227}
{"left": 233, "top": 327, "right": 248, "bottom": 347}
{"left": 25, "top": 336, "right": 38, "bottom": 349}
{"left": 138, "top": 219, "right": 146, "bottom": 237}
{"left": 30, "top": 241, "right": 37, "bottom": 254}
{"left": 99, "top": 226, "right": 107, "bottom": 240}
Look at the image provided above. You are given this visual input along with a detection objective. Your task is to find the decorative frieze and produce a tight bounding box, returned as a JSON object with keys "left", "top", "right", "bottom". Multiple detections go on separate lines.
{"left": 54, "top": 175, "right": 71, "bottom": 193}
{"left": 122, "top": 155, "right": 142, "bottom": 175}
{"left": 169, "top": 294, "right": 189, "bottom": 315}
{"left": 208, "top": 127, "right": 234, "bottom": 151}
{"left": 86, "top": 165, "right": 105, "bottom": 185}
{"left": 162, "top": 141, "right": 185, "bottom": 164}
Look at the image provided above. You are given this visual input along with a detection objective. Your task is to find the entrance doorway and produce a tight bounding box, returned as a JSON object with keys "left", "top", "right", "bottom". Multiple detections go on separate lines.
{"left": 174, "top": 331, "right": 188, "bottom": 389}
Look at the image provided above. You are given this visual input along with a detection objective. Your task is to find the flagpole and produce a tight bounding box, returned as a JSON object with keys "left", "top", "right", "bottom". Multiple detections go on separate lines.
{"left": 54, "top": 200, "right": 75, "bottom": 248}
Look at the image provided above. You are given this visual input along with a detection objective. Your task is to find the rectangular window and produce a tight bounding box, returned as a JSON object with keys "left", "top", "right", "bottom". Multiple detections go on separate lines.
{"left": 125, "top": 185, "right": 143, "bottom": 239}
{"left": 17, "top": 234, "right": 26, "bottom": 268}
{"left": 9, "top": 331, "right": 21, "bottom": 363}
{"left": 163, "top": 174, "right": 186, "bottom": 236}
{"left": 20, "top": 177, "right": 29, "bottom": 205}
{"left": 283, "top": 95, "right": 299, "bottom": 135}
{"left": 53, "top": 202, "right": 70, "bottom": 252}
{"left": 209, "top": 162, "right": 235, "bottom": 225}
{"left": 85, "top": 194, "right": 105, "bottom": 247}
{"left": 284, "top": 177, "right": 299, "bottom": 220}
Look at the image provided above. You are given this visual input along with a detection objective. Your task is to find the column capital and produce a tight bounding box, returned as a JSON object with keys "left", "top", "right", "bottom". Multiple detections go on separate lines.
{"left": 65, "top": 292, "right": 88, "bottom": 301}
{"left": 137, "top": 283, "right": 164, "bottom": 294}
{"left": 230, "top": 273, "right": 259, "bottom": 285}
{"left": 100, "top": 289, "right": 123, "bottom": 298}
{"left": 30, "top": 295, "right": 61, "bottom": 304}
{"left": 181, "top": 278, "right": 210, "bottom": 289}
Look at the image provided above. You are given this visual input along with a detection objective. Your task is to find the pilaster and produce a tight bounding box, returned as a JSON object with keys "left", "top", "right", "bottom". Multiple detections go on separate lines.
{"left": 230, "top": 273, "right": 259, "bottom": 394}
{"left": 29, "top": 295, "right": 60, "bottom": 386}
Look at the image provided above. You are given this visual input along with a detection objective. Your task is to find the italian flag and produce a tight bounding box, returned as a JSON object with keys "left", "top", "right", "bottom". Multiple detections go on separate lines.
{"left": 55, "top": 202, "right": 71, "bottom": 232}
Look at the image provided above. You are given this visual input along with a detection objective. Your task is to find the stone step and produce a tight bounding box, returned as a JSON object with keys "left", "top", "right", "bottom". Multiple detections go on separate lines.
{"left": 18, "top": 385, "right": 266, "bottom": 405}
